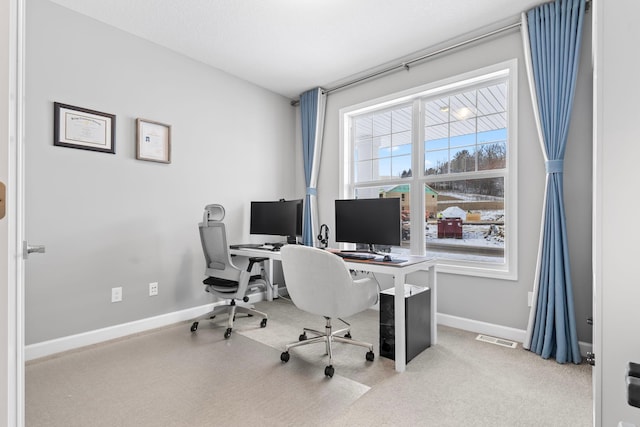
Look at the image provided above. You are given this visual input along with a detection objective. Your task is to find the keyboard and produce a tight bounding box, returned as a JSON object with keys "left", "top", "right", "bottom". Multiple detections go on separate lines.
{"left": 334, "top": 252, "right": 375, "bottom": 260}
{"left": 229, "top": 244, "right": 263, "bottom": 249}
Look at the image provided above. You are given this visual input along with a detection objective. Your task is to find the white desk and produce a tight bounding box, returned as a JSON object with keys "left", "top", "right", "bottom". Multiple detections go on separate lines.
{"left": 343, "top": 255, "right": 437, "bottom": 372}
{"left": 230, "top": 246, "right": 282, "bottom": 301}
{"left": 230, "top": 246, "right": 437, "bottom": 373}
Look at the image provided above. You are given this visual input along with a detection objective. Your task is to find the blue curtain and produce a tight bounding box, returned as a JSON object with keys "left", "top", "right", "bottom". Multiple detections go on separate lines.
{"left": 300, "top": 88, "right": 326, "bottom": 246}
{"left": 522, "top": 0, "right": 586, "bottom": 364}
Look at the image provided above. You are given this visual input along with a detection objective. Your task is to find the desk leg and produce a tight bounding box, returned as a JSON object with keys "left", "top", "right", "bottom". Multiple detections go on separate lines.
{"left": 266, "top": 258, "right": 275, "bottom": 301}
{"left": 394, "top": 273, "right": 406, "bottom": 373}
{"left": 429, "top": 265, "right": 437, "bottom": 345}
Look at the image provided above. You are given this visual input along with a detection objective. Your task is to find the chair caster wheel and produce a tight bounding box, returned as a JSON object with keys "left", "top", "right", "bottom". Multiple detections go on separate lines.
{"left": 280, "top": 352, "right": 290, "bottom": 363}
{"left": 299, "top": 333, "right": 307, "bottom": 341}
{"left": 344, "top": 332, "right": 352, "bottom": 339}
{"left": 324, "top": 365, "right": 334, "bottom": 378}
{"left": 366, "top": 351, "right": 375, "bottom": 362}
{"left": 260, "top": 318, "right": 268, "bottom": 328}
{"left": 190, "top": 322, "right": 198, "bottom": 332}
{"left": 224, "top": 328, "right": 232, "bottom": 339}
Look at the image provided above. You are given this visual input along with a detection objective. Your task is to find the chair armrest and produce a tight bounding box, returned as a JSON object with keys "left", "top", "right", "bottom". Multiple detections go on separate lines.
{"left": 247, "top": 257, "right": 268, "bottom": 273}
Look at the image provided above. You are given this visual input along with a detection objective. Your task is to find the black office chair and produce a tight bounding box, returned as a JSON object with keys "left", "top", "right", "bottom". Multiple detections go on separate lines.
{"left": 190, "top": 204, "right": 268, "bottom": 339}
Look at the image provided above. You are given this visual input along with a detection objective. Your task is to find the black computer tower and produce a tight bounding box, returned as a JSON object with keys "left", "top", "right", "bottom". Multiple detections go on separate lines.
{"left": 379, "top": 285, "right": 431, "bottom": 363}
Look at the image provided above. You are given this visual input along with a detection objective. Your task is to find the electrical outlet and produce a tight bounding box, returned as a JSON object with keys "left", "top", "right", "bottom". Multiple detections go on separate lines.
{"left": 149, "top": 282, "right": 158, "bottom": 296}
{"left": 111, "top": 287, "right": 122, "bottom": 303}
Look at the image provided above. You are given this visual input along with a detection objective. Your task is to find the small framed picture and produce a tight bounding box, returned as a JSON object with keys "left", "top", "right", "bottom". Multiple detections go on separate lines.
{"left": 54, "top": 102, "right": 116, "bottom": 154}
{"left": 136, "top": 118, "right": 171, "bottom": 164}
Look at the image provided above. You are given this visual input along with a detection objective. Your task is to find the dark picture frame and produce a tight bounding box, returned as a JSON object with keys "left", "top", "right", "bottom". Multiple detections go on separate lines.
{"left": 53, "top": 102, "right": 116, "bottom": 154}
{"left": 136, "top": 118, "right": 171, "bottom": 164}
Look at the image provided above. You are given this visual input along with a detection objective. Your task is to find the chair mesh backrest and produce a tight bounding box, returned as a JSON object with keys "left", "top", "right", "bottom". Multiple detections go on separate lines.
{"left": 280, "top": 245, "right": 374, "bottom": 319}
{"left": 199, "top": 220, "right": 240, "bottom": 282}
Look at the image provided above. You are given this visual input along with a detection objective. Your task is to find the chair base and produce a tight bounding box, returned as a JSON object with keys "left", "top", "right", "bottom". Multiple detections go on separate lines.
{"left": 280, "top": 317, "right": 374, "bottom": 377}
{"left": 190, "top": 300, "right": 267, "bottom": 338}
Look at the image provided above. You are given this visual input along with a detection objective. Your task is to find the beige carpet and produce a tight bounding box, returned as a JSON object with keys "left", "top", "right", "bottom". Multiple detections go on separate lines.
{"left": 26, "top": 320, "right": 369, "bottom": 427}
{"left": 26, "top": 298, "right": 593, "bottom": 426}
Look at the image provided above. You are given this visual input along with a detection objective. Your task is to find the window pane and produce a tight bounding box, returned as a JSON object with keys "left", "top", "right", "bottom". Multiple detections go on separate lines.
{"left": 355, "top": 139, "right": 372, "bottom": 162}
{"left": 354, "top": 114, "right": 373, "bottom": 139}
{"left": 425, "top": 149, "right": 448, "bottom": 175}
{"left": 392, "top": 155, "right": 412, "bottom": 178}
{"left": 478, "top": 142, "right": 506, "bottom": 170}
{"left": 373, "top": 110, "right": 391, "bottom": 136}
{"left": 478, "top": 112, "right": 506, "bottom": 135}
{"left": 393, "top": 143, "right": 412, "bottom": 157}
{"left": 450, "top": 91, "right": 477, "bottom": 121}
{"left": 478, "top": 127, "right": 507, "bottom": 144}
{"left": 351, "top": 104, "right": 412, "bottom": 183}
{"left": 392, "top": 106, "right": 412, "bottom": 132}
{"left": 354, "top": 187, "right": 380, "bottom": 199}
{"left": 450, "top": 147, "right": 476, "bottom": 173}
{"left": 424, "top": 97, "right": 449, "bottom": 126}
{"left": 425, "top": 124, "right": 448, "bottom": 145}
{"left": 374, "top": 158, "right": 391, "bottom": 179}
{"left": 355, "top": 160, "right": 372, "bottom": 182}
{"left": 375, "top": 135, "right": 392, "bottom": 158}
{"left": 449, "top": 132, "right": 475, "bottom": 148}
{"left": 426, "top": 178, "right": 505, "bottom": 262}
{"left": 392, "top": 130, "right": 411, "bottom": 146}
{"left": 425, "top": 136, "right": 448, "bottom": 151}
{"left": 477, "top": 83, "right": 507, "bottom": 115}
{"left": 450, "top": 119, "right": 476, "bottom": 141}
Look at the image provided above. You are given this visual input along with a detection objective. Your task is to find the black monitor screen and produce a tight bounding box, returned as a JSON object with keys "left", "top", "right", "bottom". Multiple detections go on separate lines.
{"left": 334, "top": 198, "right": 401, "bottom": 247}
{"left": 250, "top": 199, "right": 303, "bottom": 239}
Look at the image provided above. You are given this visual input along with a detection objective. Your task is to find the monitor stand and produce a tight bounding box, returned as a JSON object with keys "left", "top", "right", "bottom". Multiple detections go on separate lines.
{"left": 286, "top": 235, "right": 298, "bottom": 245}
{"left": 343, "top": 243, "right": 381, "bottom": 255}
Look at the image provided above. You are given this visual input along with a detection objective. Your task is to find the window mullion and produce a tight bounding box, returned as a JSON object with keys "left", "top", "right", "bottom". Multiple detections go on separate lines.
{"left": 411, "top": 99, "right": 424, "bottom": 255}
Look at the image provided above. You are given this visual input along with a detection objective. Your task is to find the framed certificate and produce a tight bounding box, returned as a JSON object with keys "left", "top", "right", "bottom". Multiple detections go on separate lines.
{"left": 54, "top": 102, "right": 116, "bottom": 154}
{"left": 136, "top": 118, "right": 171, "bottom": 164}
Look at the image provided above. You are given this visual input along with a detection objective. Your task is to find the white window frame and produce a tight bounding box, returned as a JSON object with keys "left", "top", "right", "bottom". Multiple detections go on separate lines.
{"left": 339, "top": 60, "right": 518, "bottom": 280}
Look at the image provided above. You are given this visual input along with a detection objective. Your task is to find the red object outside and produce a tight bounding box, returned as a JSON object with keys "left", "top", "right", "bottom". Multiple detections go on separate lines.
{"left": 437, "top": 218, "right": 462, "bottom": 239}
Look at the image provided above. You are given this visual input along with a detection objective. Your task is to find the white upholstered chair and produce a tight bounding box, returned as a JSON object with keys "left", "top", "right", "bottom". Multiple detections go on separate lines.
{"left": 279, "top": 245, "right": 378, "bottom": 377}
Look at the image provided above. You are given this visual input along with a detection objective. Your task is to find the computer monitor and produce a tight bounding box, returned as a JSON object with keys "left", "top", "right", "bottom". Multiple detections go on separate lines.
{"left": 250, "top": 199, "right": 303, "bottom": 244}
{"left": 334, "top": 198, "right": 401, "bottom": 252}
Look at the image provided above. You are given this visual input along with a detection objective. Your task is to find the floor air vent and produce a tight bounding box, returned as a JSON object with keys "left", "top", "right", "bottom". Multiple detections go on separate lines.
{"left": 475, "top": 334, "right": 518, "bottom": 349}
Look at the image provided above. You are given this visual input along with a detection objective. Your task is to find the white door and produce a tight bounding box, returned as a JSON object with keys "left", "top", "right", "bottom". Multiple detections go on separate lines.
{"left": 1, "top": 1, "right": 24, "bottom": 425}
{"left": 594, "top": 1, "right": 640, "bottom": 425}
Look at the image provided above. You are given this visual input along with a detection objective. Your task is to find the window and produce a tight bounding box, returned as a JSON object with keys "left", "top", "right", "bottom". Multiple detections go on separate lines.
{"left": 340, "top": 61, "right": 517, "bottom": 279}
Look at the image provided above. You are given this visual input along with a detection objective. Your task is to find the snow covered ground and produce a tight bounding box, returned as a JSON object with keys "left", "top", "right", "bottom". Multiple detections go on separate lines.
{"left": 397, "top": 208, "right": 506, "bottom": 263}
{"left": 426, "top": 209, "right": 505, "bottom": 248}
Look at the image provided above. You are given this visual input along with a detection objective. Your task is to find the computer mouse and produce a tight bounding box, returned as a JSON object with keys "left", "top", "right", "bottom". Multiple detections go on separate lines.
{"left": 383, "top": 255, "right": 392, "bottom": 262}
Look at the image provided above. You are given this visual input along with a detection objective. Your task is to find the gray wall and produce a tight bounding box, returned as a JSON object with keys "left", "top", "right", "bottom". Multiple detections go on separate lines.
{"left": 317, "top": 24, "right": 593, "bottom": 343}
{"left": 24, "top": 0, "right": 297, "bottom": 344}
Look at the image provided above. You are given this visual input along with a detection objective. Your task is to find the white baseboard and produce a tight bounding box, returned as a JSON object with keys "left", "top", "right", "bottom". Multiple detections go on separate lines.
{"left": 25, "top": 302, "right": 219, "bottom": 361}
{"left": 437, "top": 313, "right": 593, "bottom": 357}
{"left": 437, "top": 313, "right": 527, "bottom": 343}
{"left": 26, "top": 297, "right": 592, "bottom": 361}
{"left": 26, "top": 291, "right": 267, "bottom": 361}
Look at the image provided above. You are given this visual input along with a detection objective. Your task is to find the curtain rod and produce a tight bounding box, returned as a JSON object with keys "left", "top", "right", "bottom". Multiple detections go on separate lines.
{"left": 290, "top": 19, "right": 520, "bottom": 106}
{"left": 291, "top": 0, "right": 590, "bottom": 105}
{"left": 324, "top": 21, "right": 521, "bottom": 96}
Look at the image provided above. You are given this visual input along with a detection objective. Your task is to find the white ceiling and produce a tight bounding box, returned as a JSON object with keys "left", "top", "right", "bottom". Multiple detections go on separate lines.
{"left": 48, "top": 0, "right": 541, "bottom": 99}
